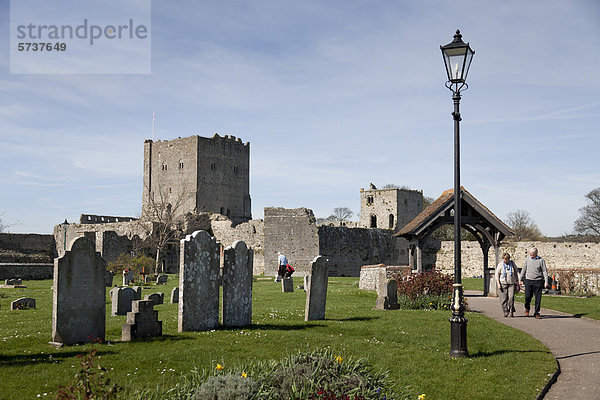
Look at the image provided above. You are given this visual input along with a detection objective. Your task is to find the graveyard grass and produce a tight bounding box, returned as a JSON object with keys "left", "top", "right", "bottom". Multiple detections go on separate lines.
{"left": 0, "top": 276, "right": 556, "bottom": 400}
{"left": 463, "top": 277, "right": 600, "bottom": 320}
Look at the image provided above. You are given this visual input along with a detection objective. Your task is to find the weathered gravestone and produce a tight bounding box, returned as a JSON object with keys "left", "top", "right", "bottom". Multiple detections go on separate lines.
{"left": 122, "top": 300, "right": 162, "bottom": 341}
{"left": 111, "top": 287, "right": 137, "bottom": 316}
{"left": 282, "top": 277, "right": 294, "bottom": 292}
{"left": 156, "top": 274, "right": 168, "bottom": 285}
{"left": 52, "top": 237, "right": 106, "bottom": 345}
{"left": 105, "top": 271, "right": 114, "bottom": 287}
{"left": 303, "top": 275, "right": 310, "bottom": 292}
{"left": 222, "top": 240, "right": 253, "bottom": 327}
{"left": 11, "top": 297, "right": 36, "bottom": 310}
{"left": 305, "top": 256, "right": 329, "bottom": 321}
{"left": 170, "top": 287, "right": 179, "bottom": 303}
{"left": 178, "top": 230, "right": 220, "bottom": 332}
{"left": 144, "top": 292, "right": 164, "bottom": 306}
{"left": 374, "top": 269, "right": 399, "bottom": 310}
{"left": 122, "top": 270, "right": 134, "bottom": 286}
{"left": 5, "top": 278, "right": 23, "bottom": 286}
{"left": 131, "top": 286, "right": 142, "bottom": 300}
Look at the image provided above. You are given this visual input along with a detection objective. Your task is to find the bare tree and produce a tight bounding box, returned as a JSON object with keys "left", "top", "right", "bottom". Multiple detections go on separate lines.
{"left": 574, "top": 187, "right": 600, "bottom": 236}
{"left": 0, "top": 212, "right": 13, "bottom": 233}
{"left": 331, "top": 207, "right": 353, "bottom": 222}
{"left": 506, "top": 209, "right": 542, "bottom": 241}
{"left": 140, "top": 183, "right": 193, "bottom": 273}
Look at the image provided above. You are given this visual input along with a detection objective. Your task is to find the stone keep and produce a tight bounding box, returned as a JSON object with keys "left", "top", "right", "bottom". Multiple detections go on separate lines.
{"left": 111, "top": 287, "right": 137, "bottom": 316}
{"left": 178, "top": 230, "right": 220, "bottom": 332}
{"left": 122, "top": 300, "right": 162, "bottom": 341}
{"left": 305, "top": 256, "right": 329, "bottom": 321}
{"left": 222, "top": 240, "right": 253, "bottom": 327}
{"left": 52, "top": 237, "right": 106, "bottom": 345}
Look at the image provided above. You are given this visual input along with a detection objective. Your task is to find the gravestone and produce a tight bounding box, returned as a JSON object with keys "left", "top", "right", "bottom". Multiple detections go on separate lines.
{"left": 305, "top": 256, "right": 329, "bottom": 321}
{"left": 144, "top": 292, "right": 164, "bottom": 306}
{"left": 109, "top": 287, "right": 120, "bottom": 302}
{"left": 303, "top": 275, "right": 310, "bottom": 292}
{"left": 222, "top": 241, "right": 253, "bottom": 327}
{"left": 178, "top": 230, "right": 220, "bottom": 332}
{"left": 105, "top": 270, "right": 114, "bottom": 287}
{"left": 374, "top": 270, "right": 399, "bottom": 310}
{"left": 5, "top": 278, "right": 22, "bottom": 286}
{"left": 156, "top": 274, "right": 168, "bottom": 285}
{"left": 282, "top": 277, "right": 294, "bottom": 292}
{"left": 111, "top": 287, "right": 137, "bottom": 316}
{"left": 131, "top": 286, "right": 142, "bottom": 300}
{"left": 52, "top": 237, "right": 106, "bottom": 345}
{"left": 122, "top": 270, "right": 134, "bottom": 286}
{"left": 170, "top": 287, "right": 179, "bottom": 303}
{"left": 11, "top": 297, "right": 36, "bottom": 310}
{"left": 122, "top": 300, "right": 162, "bottom": 341}
{"left": 144, "top": 275, "right": 152, "bottom": 284}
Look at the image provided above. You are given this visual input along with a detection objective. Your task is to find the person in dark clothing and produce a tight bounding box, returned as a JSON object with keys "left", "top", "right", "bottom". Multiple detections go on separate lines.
{"left": 284, "top": 264, "right": 295, "bottom": 278}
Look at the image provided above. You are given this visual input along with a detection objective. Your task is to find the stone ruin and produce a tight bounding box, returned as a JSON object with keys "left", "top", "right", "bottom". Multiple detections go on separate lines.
{"left": 52, "top": 237, "right": 106, "bottom": 346}
{"left": 305, "top": 256, "right": 329, "bottom": 321}
{"left": 178, "top": 230, "right": 253, "bottom": 331}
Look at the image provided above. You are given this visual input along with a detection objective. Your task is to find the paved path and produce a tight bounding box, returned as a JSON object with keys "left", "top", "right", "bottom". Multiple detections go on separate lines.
{"left": 466, "top": 291, "right": 600, "bottom": 400}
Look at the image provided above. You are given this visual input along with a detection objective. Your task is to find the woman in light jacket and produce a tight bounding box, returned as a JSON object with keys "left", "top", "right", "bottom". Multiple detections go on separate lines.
{"left": 495, "top": 253, "right": 519, "bottom": 317}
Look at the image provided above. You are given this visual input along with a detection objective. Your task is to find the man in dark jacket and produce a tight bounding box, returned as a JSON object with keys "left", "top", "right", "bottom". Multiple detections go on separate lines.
{"left": 519, "top": 247, "right": 549, "bottom": 319}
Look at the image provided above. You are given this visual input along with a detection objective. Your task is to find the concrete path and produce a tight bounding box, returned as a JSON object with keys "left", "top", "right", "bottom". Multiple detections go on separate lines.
{"left": 466, "top": 291, "right": 600, "bottom": 400}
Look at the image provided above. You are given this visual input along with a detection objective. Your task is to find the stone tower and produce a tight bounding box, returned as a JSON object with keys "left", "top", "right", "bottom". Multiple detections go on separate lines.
{"left": 142, "top": 134, "right": 251, "bottom": 221}
{"left": 359, "top": 184, "right": 423, "bottom": 230}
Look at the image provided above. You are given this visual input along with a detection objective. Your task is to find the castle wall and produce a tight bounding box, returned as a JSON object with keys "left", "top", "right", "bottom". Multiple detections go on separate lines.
{"left": 211, "top": 219, "right": 265, "bottom": 274}
{"left": 264, "top": 207, "right": 320, "bottom": 276}
{"left": 0, "top": 263, "right": 53, "bottom": 280}
{"left": 435, "top": 241, "right": 600, "bottom": 277}
{"left": 0, "top": 233, "right": 56, "bottom": 263}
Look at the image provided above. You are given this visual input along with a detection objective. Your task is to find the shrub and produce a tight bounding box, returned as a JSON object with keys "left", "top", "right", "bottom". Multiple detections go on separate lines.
{"left": 107, "top": 253, "right": 154, "bottom": 277}
{"left": 395, "top": 271, "right": 454, "bottom": 311}
{"left": 194, "top": 374, "right": 258, "bottom": 400}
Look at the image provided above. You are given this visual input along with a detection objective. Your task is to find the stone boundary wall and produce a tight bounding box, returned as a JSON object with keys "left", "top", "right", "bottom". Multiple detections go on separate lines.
{"left": 0, "top": 263, "right": 53, "bottom": 280}
{"left": 0, "top": 233, "right": 55, "bottom": 263}
{"left": 359, "top": 264, "right": 412, "bottom": 291}
{"left": 551, "top": 268, "right": 600, "bottom": 296}
{"left": 435, "top": 241, "right": 600, "bottom": 277}
{"left": 211, "top": 219, "right": 264, "bottom": 275}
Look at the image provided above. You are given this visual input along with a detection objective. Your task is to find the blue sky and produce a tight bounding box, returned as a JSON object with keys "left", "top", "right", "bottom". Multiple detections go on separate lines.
{"left": 1, "top": 0, "right": 599, "bottom": 236}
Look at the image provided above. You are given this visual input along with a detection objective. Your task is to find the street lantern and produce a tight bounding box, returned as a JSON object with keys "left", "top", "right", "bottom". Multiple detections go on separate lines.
{"left": 441, "top": 30, "right": 475, "bottom": 85}
{"left": 441, "top": 29, "right": 474, "bottom": 358}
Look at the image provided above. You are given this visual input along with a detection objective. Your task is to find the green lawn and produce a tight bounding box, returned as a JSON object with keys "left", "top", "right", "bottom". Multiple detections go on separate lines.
{"left": 0, "top": 276, "right": 556, "bottom": 399}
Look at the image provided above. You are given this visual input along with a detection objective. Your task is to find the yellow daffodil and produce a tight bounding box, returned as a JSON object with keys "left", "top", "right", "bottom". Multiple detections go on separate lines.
{"left": 418, "top": 394, "right": 426, "bottom": 400}
{"left": 241, "top": 372, "right": 247, "bottom": 378}
{"left": 334, "top": 356, "right": 343, "bottom": 364}
{"left": 215, "top": 364, "right": 224, "bottom": 370}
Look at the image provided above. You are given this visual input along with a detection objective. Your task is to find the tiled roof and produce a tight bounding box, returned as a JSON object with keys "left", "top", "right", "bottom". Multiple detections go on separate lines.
{"left": 394, "top": 187, "right": 513, "bottom": 238}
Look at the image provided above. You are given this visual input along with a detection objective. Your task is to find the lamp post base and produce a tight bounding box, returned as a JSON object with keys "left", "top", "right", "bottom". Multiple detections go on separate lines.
{"left": 449, "top": 283, "right": 468, "bottom": 357}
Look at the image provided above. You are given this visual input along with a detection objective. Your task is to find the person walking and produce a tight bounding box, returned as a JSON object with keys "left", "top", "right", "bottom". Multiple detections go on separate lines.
{"left": 519, "top": 247, "right": 549, "bottom": 319}
{"left": 275, "top": 251, "right": 288, "bottom": 282}
{"left": 495, "top": 253, "right": 519, "bottom": 317}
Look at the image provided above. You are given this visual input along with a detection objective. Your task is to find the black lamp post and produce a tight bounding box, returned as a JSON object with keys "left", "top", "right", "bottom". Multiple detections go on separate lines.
{"left": 441, "top": 29, "right": 474, "bottom": 357}
{"left": 60, "top": 219, "right": 69, "bottom": 252}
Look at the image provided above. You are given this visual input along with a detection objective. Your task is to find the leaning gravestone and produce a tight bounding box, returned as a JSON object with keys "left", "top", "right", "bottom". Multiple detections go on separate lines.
{"left": 222, "top": 241, "right": 253, "bottom": 327}
{"left": 178, "top": 230, "right": 220, "bottom": 332}
{"left": 11, "top": 297, "right": 36, "bottom": 310}
{"left": 170, "top": 287, "right": 179, "bottom": 303}
{"left": 305, "top": 256, "right": 329, "bottom": 321}
{"left": 282, "top": 277, "right": 294, "bottom": 292}
{"left": 144, "top": 292, "right": 164, "bottom": 306}
{"left": 111, "top": 287, "right": 137, "bottom": 316}
{"left": 156, "top": 274, "right": 168, "bottom": 285}
{"left": 122, "top": 270, "right": 134, "bottom": 286}
{"left": 122, "top": 300, "right": 162, "bottom": 341}
{"left": 52, "top": 237, "right": 106, "bottom": 345}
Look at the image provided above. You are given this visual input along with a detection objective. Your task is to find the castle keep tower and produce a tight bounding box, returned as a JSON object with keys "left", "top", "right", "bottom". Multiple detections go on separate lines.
{"left": 359, "top": 184, "right": 423, "bottom": 230}
{"left": 142, "top": 134, "right": 251, "bottom": 221}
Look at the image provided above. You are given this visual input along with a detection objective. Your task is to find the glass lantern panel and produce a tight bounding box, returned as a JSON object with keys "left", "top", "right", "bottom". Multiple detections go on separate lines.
{"left": 443, "top": 47, "right": 467, "bottom": 82}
